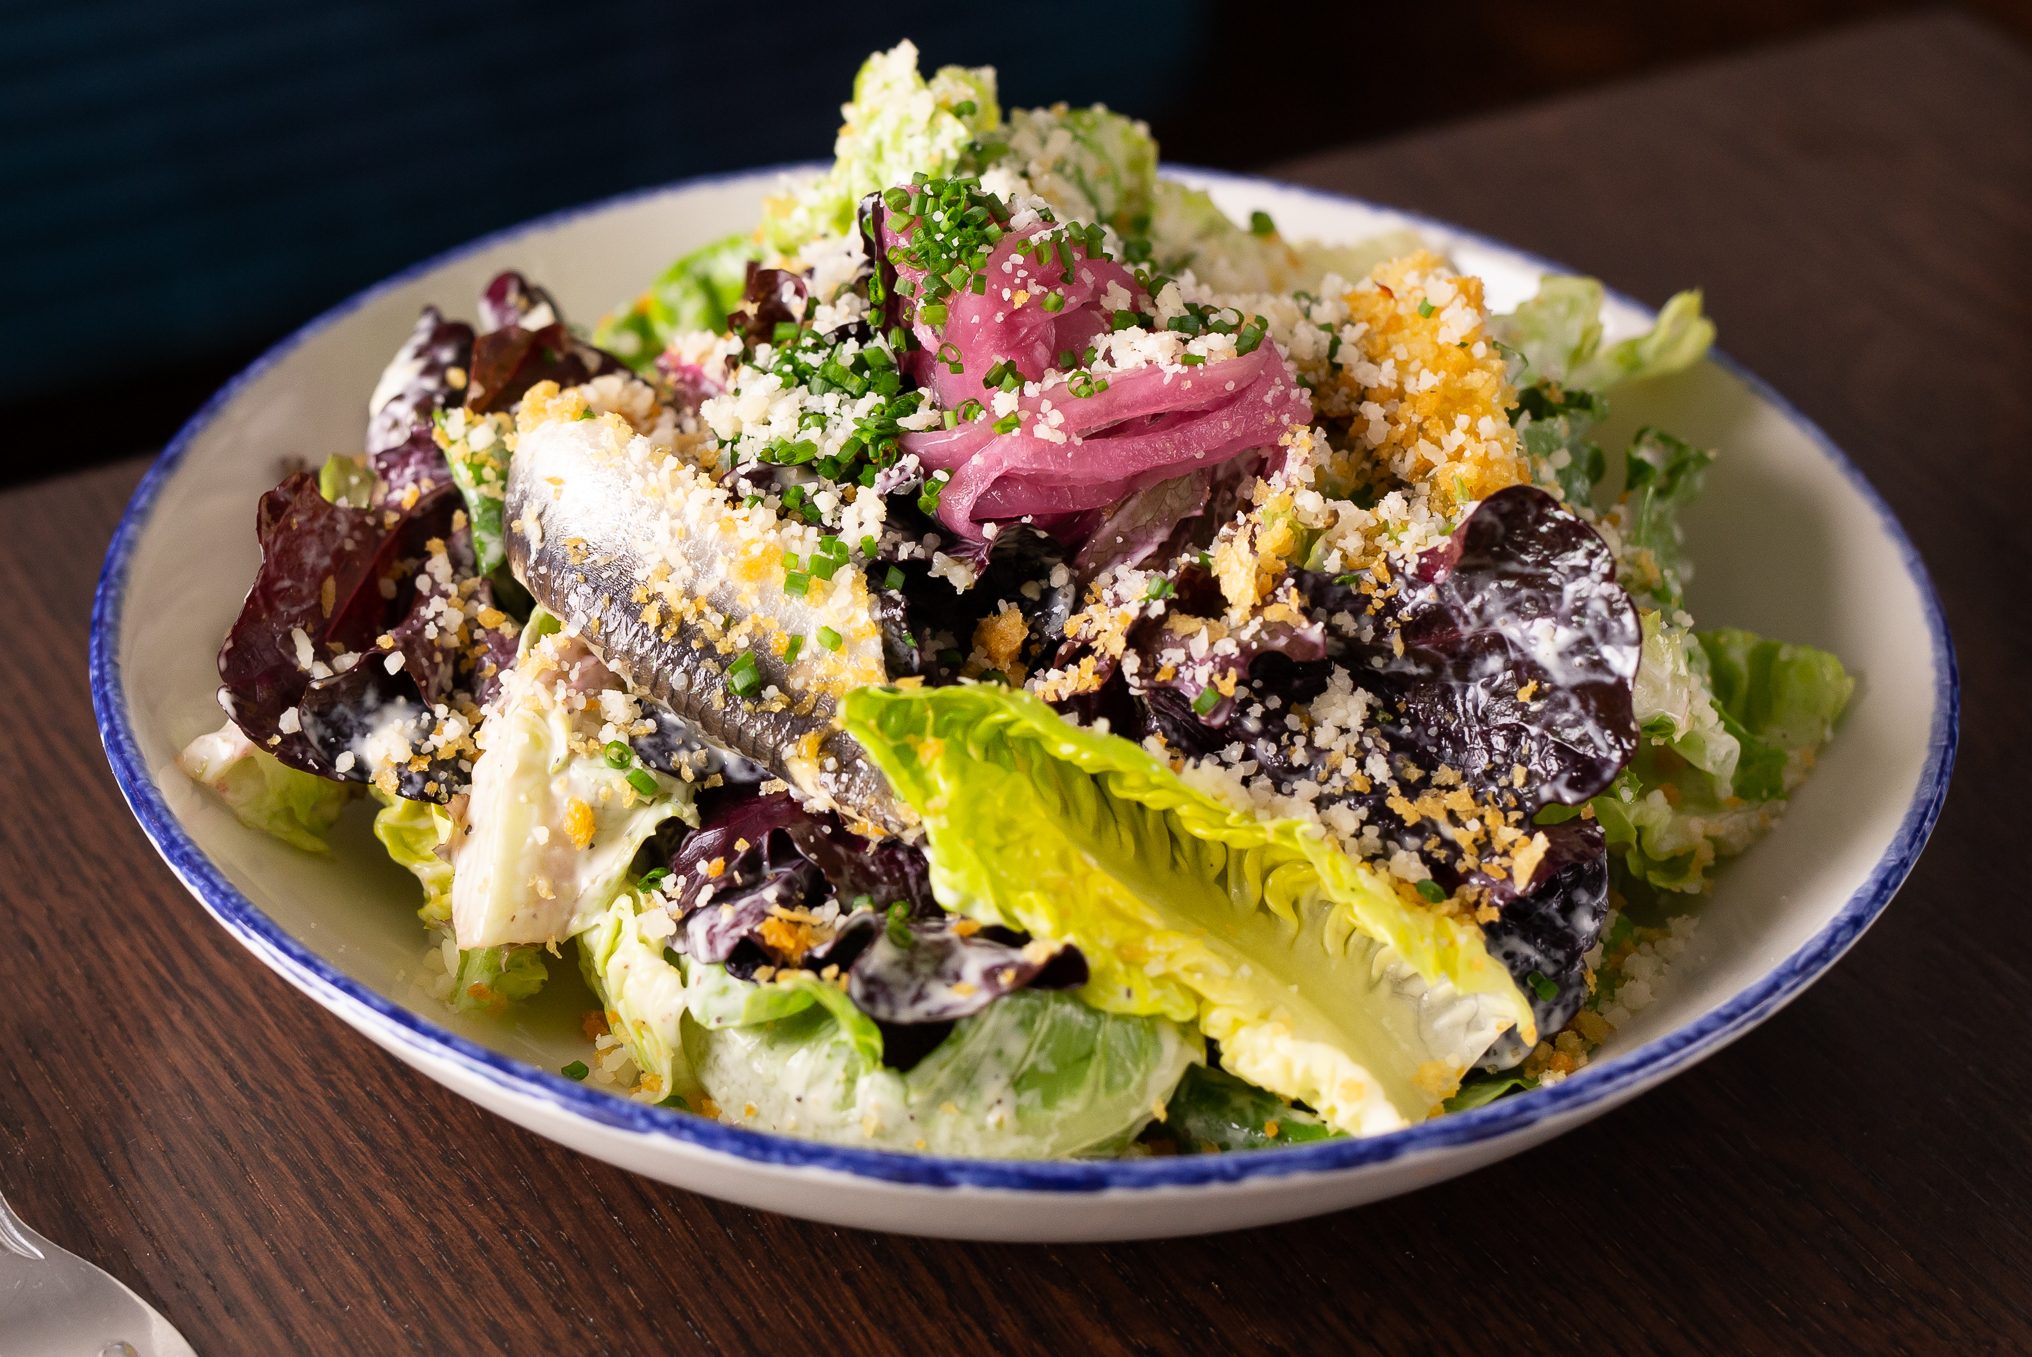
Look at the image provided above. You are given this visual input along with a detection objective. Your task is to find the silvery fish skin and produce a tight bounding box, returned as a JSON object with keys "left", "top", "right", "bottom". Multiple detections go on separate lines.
{"left": 504, "top": 407, "right": 908, "bottom": 833}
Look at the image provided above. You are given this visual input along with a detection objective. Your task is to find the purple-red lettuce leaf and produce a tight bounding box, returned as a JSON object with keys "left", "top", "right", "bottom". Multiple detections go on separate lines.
{"left": 1131, "top": 609, "right": 1328, "bottom": 729}
{"left": 783, "top": 818, "right": 938, "bottom": 916}
{"left": 478, "top": 270, "right": 560, "bottom": 334}
{"left": 465, "top": 322, "right": 625, "bottom": 415}
{"left": 370, "top": 423, "right": 454, "bottom": 503}
{"left": 1471, "top": 816, "right": 1609, "bottom": 1070}
{"left": 731, "top": 265, "right": 811, "bottom": 351}
{"left": 659, "top": 788, "right": 1082, "bottom": 1028}
{"left": 1071, "top": 468, "right": 1212, "bottom": 584}
{"left": 810, "top": 908, "right": 1087, "bottom": 1026}
{"left": 875, "top": 524, "right": 1076, "bottom": 684}
{"left": 1317, "top": 484, "right": 1640, "bottom": 814}
{"left": 366, "top": 306, "right": 474, "bottom": 458}
{"left": 218, "top": 473, "right": 469, "bottom": 799}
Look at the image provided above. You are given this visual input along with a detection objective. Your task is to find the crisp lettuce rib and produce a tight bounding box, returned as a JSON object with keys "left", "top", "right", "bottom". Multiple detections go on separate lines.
{"left": 843, "top": 684, "right": 1534, "bottom": 1135}
{"left": 374, "top": 794, "right": 550, "bottom": 1011}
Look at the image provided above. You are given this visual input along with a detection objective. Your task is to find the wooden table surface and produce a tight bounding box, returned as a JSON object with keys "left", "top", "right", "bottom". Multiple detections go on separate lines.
{"left": 6, "top": 13, "right": 2028, "bottom": 1353}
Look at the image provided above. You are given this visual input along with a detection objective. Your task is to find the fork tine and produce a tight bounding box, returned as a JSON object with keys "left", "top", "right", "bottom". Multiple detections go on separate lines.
{"left": 0, "top": 1191, "right": 49, "bottom": 1261}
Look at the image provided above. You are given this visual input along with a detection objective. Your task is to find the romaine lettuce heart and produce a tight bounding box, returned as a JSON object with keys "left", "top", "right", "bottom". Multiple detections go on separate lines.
{"left": 373, "top": 793, "right": 550, "bottom": 1012}
{"left": 579, "top": 890, "right": 701, "bottom": 1104}
{"left": 451, "top": 638, "right": 694, "bottom": 948}
{"left": 842, "top": 684, "right": 1536, "bottom": 1134}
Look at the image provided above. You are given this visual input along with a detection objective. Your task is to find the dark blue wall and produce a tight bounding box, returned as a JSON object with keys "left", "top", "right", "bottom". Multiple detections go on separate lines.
{"left": 3, "top": 1, "right": 1209, "bottom": 409}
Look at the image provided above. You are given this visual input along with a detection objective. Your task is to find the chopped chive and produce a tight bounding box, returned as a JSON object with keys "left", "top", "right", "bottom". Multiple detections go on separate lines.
{"left": 993, "top": 411, "right": 1020, "bottom": 434}
{"left": 782, "top": 571, "right": 810, "bottom": 596}
{"left": 782, "top": 634, "right": 805, "bottom": 664}
{"left": 602, "top": 740, "right": 633, "bottom": 769}
{"left": 817, "top": 626, "right": 843, "bottom": 651}
{"left": 1192, "top": 686, "right": 1221, "bottom": 716}
{"left": 636, "top": 867, "right": 669, "bottom": 889}
{"left": 1144, "top": 577, "right": 1175, "bottom": 600}
{"left": 561, "top": 1060, "right": 589, "bottom": 1081}
{"left": 1527, "top": 970, "right": 1559, "bottom": 1001}
{"left": 725, "top": 651, "right": 762, "bottom": 697}
{"left": 1415, "top": 879, "right": 1448, "bottom": 904}
{"left": 1041, "top": 291, "right": 1066, "bottom": 313}
{"left": 809, "top": 555, "right": 840, "bottom": 581}
{"left": 626, "top": 768, "right": 660, "bottom": 798}
{"left": 881, "top": 566, "right": 904, "bottom": 590}
{"left": 1249, "top": 209, "right": 1276, "bottom": 236}
{"left": 885, "top": 900, "right": 915, "bottom": 948}
{"left": 1417, "top": 299, "right": 1436, "bottom": 318}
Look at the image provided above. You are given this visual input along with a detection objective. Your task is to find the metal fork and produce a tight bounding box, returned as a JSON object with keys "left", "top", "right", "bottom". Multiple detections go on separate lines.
{"left": 1, "top": 1191, "right": 196, "bottom": 1356}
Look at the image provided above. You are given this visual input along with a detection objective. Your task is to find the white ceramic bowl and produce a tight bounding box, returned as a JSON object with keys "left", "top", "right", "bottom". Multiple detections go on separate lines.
{"left": 91, "top": 166, "right": 1956, "bottom": 1241}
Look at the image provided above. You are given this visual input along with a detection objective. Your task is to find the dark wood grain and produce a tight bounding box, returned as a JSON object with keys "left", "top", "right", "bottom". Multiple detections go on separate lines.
{"left": 5, "top": 14, "right": 2027, "bottom": 1354}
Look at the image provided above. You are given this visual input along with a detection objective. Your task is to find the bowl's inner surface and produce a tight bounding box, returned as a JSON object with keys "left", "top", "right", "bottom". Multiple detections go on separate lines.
{"left": 113, "top": 171, "right": 1943, "bottom": 1134}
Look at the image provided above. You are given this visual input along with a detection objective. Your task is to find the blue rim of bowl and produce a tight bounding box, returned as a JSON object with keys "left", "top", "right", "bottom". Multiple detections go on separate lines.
{"left": 90, "top": 163, "right": 1959, "bottom": 1194}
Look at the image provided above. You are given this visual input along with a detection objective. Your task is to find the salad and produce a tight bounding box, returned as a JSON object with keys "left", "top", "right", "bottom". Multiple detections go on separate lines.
{"left": 182, "top": 43, "right": 1853, "bottom": 1157}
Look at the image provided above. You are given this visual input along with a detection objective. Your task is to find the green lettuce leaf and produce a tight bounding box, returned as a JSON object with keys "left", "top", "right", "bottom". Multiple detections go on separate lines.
{"left": 678, "top": 957, "right": 877, "bottom": 1058}
{"left": 1444, "top": 1070, "right": 1538, "bottom": 1112}
{"left": 760, "top": 42, "right": 999, "bottom": 253}
{"left": 178, "top": 722, "right": 351, "bottom": 853}
{"left": 1698, "top": 628, "right": 1854, "bottom": 756}
{"left": 372, "top": 793, "right": 456, "bottom": 925}
{"left": 1632, "top": 610, "right": 1740, "bottom": 785}
{"left": 316, "top": 452, "right": 376, "bottom": 508}
{"left": 434, "top": 410, "right": 513, "bottom": 576}
{"left": 842, "top": 684, "right": 1533, "bottom": 1135}
{"left": 1491, "top": 275, "right": 1607, "bottom": 385}
{"left": 1587, "top": 763, "right": 1774, "bottom": 894}
{"left": 1162, "top": 1064, "right": 1339, "bottom": 1154}
{"left": 1512, "top": 382, "right": 1610, "bottom": 507}
{"left": 594, "top": 232, "right": 758, "bottom": 371}
{"left": 986, "top": 104, "right": 1157, "bottom": 227}
{"left": 577, "top": 889, "right": 697, "bottom": 1102}
{"left": 685, "top": 987, "right": 1196, "bottom": 1157}
{"left": 1615, "top": 427, "right": 1714, "bottom": 609}
{"left": 450, "top": 944, "right": 548, "bottom": 1009}
{"left": 1144, "top": 179, "right": 1420, "bottom": 294}
{"left": 1494, "top": 276, "right": 1713, "bottom": 391}
{"left": 1571, "top": 289, "right": 1715, "bottom": 391}
{"left": 1581, "top": 625, "right": 1852, "bottom": 892}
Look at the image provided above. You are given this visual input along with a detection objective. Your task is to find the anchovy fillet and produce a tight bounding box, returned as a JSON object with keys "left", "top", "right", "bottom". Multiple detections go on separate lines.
{"left": 505, "top": 412, "right": 908, "bottom": 833}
